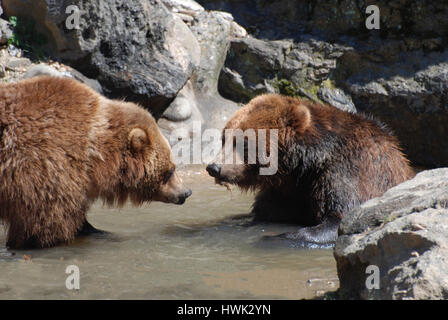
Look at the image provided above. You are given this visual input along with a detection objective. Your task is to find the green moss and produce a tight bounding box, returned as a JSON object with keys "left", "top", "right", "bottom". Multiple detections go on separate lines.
{"left": 272, "top": 76, "right": 335, "bottom": 105}
{"left": 322, "top": 78, "right": 336, "bottom": 89}
{"left": 272, "top": 78, "right": 298, "bottom": 97}
{"left": 7, "top": 16, "right": 48, "bottom": 60}
{"left": 272, "top": 76, "right": 326, "bottom": 104}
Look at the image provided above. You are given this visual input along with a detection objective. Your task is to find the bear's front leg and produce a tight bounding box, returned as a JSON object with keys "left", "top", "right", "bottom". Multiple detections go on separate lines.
{"left": 6, "top": 203, "right": 86, "bottom": 249}
{"left": 263, "top": 218, "right": 340, "bottom": 248}
{"left": 76, "top": 220, "right": 107, "bottom": 235}
{"left": 252, "top": 188, "right": 311, "bottom": 224}
{"left": 6, "top": 218, "right": 73, "bottom": 249}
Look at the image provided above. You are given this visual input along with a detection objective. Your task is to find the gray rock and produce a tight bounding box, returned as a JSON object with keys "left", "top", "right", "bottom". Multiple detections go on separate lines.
{"left": 334, "top": 168, "right": 448, "bottom": 300}
{"left": 218, "top": 37, "right": 289, "bottom": 102}
{"left": 198, "top": 1, "right": 448, "bottom": 40}
{"left": 201, "top": 0, "right": 448, "bottom": 167}
{"left": 335, "top": 48, "right": 448, "bottom": 167}
{"left": 5, "top": 57, "right": 31, "bottom": 69}
{"left": 24, "top": 64, "right": 103, "bottom": 93}
{"left": 218, "top": 36, "right": 349, "bottom": 104}
{"left": 159, "top": 9, "right": 240, "bottom": 149}
{"left": 0, "top": 18, "right": 12, "bottom": 44}
{"left": 161, "top": 0, "right": 204, "bottom": 14}
{"left": 24, "top": 64, "right": 63, "bottom": 78}
{"left": 162, "top": 95, "right": 193, "bottom": 122}
{"left": 2, "top": 0, "right": 200, "bottom": 118}
{"left": 0, "top": 64, "right": 5, "bottom": 78}
{"left": 318, "top": 86, "right": 356, "bottom": 113}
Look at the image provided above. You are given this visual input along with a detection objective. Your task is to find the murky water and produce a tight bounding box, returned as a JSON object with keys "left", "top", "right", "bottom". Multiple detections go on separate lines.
{"left": 0, "top": 166, "right": 337, "bottom": 299}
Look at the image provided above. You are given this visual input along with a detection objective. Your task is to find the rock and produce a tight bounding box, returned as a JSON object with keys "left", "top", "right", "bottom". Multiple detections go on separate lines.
{"left": 335, "top": 47, "right": 448, "bottom": 167}
{"left": 161, "top": 0, "right": 204, "bottom": 15}
{"left": 334, "top": 168, "right": 448, "bottom": 300}
{"left": 5, "top": 57, "right": 31, "bottom": 70}
{"left": 318, "top": 86, "right": 356, "bottom": 113}
{"left": 218, "top": 37, "right": 289, "bottom": 102}
{"left": 200, "top": 0, "right": 448, "bottom": 167}
{"left": 198, "top": 1, "right": 448, "bottom": 40}
{"left": 218, "top": 37, "right": 349, "bottom": 105}
{"left": 0, "top": 18, "right": 12, "bottom": 44}
{"left": 24, "top": 64, "right": 103, "bottom": 93}
{"left": 230, "top": 21, "right": 247, "bottom": 38}
{"left": 162, "top": 95, "right": 193, "bottom": 122}
{"left": 2, "top": 0, "right": 200, "bottom": 118}
{"left": 7, "top": 44, "right": 21, "bottom": 57}
{"left": 159, "top": 9, "right": 240, "bottom": 149}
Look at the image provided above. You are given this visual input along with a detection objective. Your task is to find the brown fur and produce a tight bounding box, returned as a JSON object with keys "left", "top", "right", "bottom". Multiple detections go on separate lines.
{"left": 208, "top": 94, "right": 414, "bottom": 246}
{"left": 0, "top": 76, "right": 188, "bottom": 249}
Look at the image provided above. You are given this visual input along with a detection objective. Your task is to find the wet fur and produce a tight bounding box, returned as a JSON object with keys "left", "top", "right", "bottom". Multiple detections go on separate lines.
{"left": 224, "top": 94, "right": 415, "bottom": 247}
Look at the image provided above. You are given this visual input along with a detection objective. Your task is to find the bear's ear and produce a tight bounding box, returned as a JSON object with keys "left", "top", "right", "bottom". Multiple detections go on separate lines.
{"left": 129, "top": 128, "right": 149, "bottom": 152}
{"left": 290, "top": 105, "right": 311, "bottom": 134}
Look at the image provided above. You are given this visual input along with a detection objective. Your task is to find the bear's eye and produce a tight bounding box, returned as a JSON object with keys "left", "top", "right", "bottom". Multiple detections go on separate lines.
{"left": 164, "top": 168, "right": 175, "bottom": 183}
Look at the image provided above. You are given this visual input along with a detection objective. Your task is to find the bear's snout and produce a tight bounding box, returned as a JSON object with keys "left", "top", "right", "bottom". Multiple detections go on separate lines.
{"left": 206, "top": 163, "right": 221, "bottom": 178}
{"left": 176, "top": 188, "right": 192, "bottom": 205}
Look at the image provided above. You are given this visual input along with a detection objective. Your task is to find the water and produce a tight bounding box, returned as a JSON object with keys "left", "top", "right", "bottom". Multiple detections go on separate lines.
{"left": 0, "top": 166, "right": 337, "bottom": 299}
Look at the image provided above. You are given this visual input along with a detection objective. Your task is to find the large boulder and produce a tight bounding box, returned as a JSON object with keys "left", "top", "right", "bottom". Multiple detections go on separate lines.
{"left": 198, "top": 1, "right": 448, "bottom": 40}
{"left": 2, "top": 0, "right": 200, "bottom": 118}
{"left": 218, "top": 36, "right": 354, "bottom": 109}
{"left": 333, "top": 43, "right": 448, "bottom": 168}
{"left": 334, "top": 168, "right": 448, "bottom": 300}
{"left": 158, "top": 8, "right": 242, "bottom": 150}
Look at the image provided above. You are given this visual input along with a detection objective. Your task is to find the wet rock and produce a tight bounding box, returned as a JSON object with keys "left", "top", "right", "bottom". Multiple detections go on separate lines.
{"left": 334, "top": 168, "right": 448, "bottom": 300}
{"left": 2, "top": 0, "right": 200, "bottom": 118}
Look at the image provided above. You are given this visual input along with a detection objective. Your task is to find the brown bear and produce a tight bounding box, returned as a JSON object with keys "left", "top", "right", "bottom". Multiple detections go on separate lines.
{"left": 0, "top": 76, "right": 191, "bottom": 249}
{"left": 207, "top": 94, "right": 414, "bottom": 247}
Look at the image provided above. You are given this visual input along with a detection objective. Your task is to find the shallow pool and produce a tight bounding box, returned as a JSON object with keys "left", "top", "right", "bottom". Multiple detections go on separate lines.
{"left": 0, "top": 166, "right": 337, "bottom": 299}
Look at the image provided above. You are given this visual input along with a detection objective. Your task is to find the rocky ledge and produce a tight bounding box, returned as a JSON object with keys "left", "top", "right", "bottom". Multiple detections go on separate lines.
{"left": 334, "top": 168, "right": 448, "bottom": 300}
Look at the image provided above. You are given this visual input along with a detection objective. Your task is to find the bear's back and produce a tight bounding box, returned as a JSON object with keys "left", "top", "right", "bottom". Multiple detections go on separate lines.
{"left": 0, "top": 76, "right": 99, "bottom": 158}
{"left": 0, "top": 77, "right": 101, "bottom": 201}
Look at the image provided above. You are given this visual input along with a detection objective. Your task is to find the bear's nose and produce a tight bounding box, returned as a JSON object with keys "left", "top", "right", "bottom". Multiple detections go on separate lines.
{"left": 206, "top": 163, "right": 221, "bottom": 178}
{"left": 184, "top": 189, "right": 192, "bottom": 199}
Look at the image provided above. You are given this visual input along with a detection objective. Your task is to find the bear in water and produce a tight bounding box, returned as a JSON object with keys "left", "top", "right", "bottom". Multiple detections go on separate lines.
{"left": 0, "top": 76, "right": 191, "bottom": 249}
{"left": 207, "top": 94, "right": 414, "bottom": 247}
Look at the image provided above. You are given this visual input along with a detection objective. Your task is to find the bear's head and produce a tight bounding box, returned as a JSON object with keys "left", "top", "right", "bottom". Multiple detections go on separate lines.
{"left": 206, "top": 94, "right": 311, "bottom": 191}
{"left": 95, "top": 100, "right": 192, "bottom": 206}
